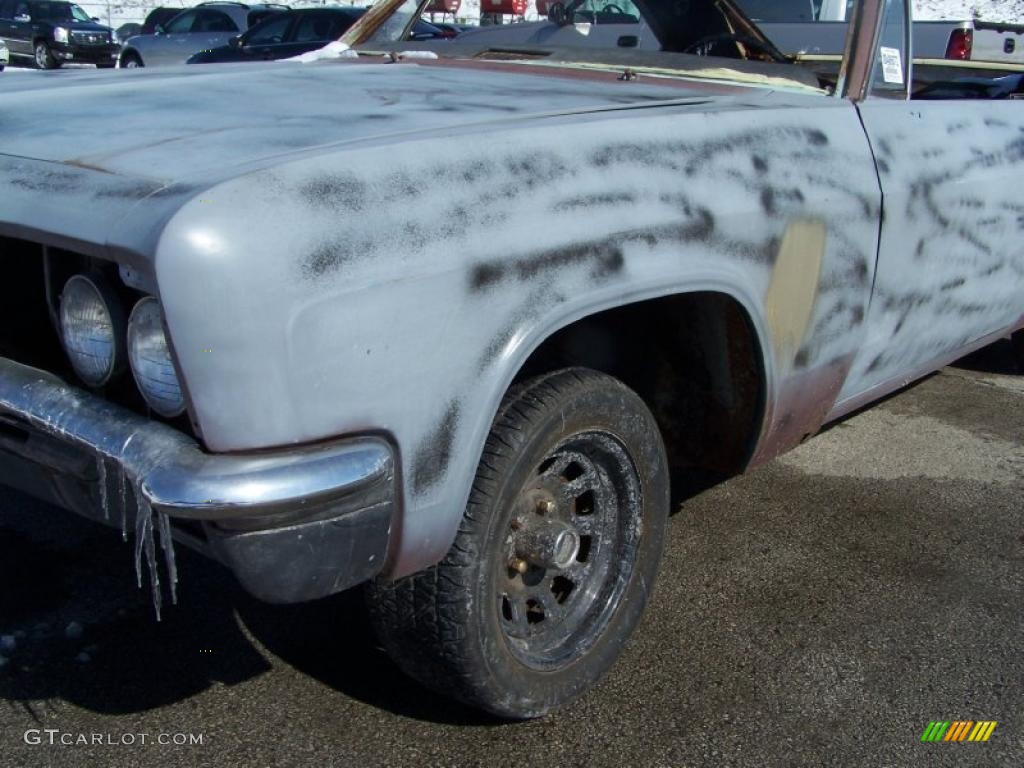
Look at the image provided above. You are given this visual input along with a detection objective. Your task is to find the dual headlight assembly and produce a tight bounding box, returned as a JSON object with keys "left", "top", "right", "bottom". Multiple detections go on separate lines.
{"left": 58, "top": 274, "right": 185, "bottom": 418}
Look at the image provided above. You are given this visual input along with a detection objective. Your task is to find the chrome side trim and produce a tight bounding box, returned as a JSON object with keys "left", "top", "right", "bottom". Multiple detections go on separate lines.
{"left": 836, "top": 0, "right": 887, "bottom": 101}
{"left": 0, "top": 356, "right": 393, "bottom": 521}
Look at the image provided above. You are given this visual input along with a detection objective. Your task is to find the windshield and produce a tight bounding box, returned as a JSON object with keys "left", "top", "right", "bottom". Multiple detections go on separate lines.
{"left": 345, "top": 0, "right": 424, "bottom": 45}
{"left": 734, "top": 0, "right": 816, "bottom": 22}
{"left": 349, "top": 0, "right": 788, "bottom": 63}
{"left": 337, "top": 0, "right": 830, "bottom": 92}
{"left": 567, "top": 0, "right": 642, "bottom": 23}
{"left": 28, "top": 1, "right": 91, "bottom": 21}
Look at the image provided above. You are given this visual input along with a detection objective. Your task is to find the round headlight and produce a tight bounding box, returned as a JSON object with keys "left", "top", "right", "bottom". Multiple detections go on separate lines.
{"left": 60, "top": 274, "right": 123, "bottom": 387}
{"left": 127, "top": 297, "right": 185, "bottom": 418}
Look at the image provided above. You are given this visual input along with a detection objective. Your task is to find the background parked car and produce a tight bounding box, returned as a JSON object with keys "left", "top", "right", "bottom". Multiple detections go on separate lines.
{"left": 141, "top": 5, "right": 184, "bottom": 35}
{"left": 187, "top": 7, "right": 454, "bottom": 64}
{"left": 114, "top": 21, "right": 140, "bottom": 43}
{"left": 187, "top": 7, "right": 360, "bottom": 63}
{"left": 735, "top": 0, "right": 1024, "bottom": 63}
{"left": 0, "top": 36, "right": 8, "bottom": 68}
{"left": 119, "top": 1, "right": 288, "bottom": 67}
{"left": 410, "top": 16, "right": 455, "bottom": 40}
{"left": 0, "top": 0, "right": 118, "bottom": 68}
{"left": 426, "top": 20, "right": 470, "bottom": 38}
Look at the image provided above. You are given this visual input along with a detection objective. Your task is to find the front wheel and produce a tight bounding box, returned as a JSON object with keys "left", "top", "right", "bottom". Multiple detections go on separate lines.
{"left": 367, "top": 368, "right": 670, "bottom": 718}
{"left": 120, "top": 52, "right": 143, "bottom": 68}
{"left": 1012, "top": 331, "right": 1024, "bottom": 371}
{"left": 34, "top": 41, "right": 59, "bottom": 69}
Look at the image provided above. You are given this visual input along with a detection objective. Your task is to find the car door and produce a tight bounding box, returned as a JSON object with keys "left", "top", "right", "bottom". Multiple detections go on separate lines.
{"left": 278, "top": 10, "right": 354, "bottom": 58}
{"left": 0, "top": 0, "right": 15, "bottom": 53}
{"left": 150, "top": 8, "right": 198, "bottom": 66}
{"left": 5, "top": 0, "right": 32, "bottom": 56}
{"left": 841, "top": 0, "right": 1024, "bottom": 400}
{"left": 191, "top": 8, "right": 240, "bottom": 58}
{"left": 237, "top": 11, "right": 292, "bottom": 59}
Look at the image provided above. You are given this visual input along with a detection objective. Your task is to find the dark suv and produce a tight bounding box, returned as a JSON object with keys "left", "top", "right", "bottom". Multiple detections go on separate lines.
{"left": 0, "top": 0, "right": 118, "bottom": 68}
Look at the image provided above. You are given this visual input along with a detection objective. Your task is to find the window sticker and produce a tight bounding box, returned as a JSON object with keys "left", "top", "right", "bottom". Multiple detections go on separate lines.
{"left": 879, "top": 46, "right": 904, "bottom": 85}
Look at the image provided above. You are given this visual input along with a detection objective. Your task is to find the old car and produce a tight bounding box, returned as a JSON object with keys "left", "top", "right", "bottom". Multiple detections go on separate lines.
{"left": 0, "top": 0, "right": 1022, "bottom": 719}
{"left": 118, "top": 1, "right": 289, "bottom": 67}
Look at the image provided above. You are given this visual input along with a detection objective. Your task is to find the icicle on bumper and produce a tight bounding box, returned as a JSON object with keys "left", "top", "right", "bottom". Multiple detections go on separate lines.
{"left": 128, "top": 474, "right": 179, "bottom": 621}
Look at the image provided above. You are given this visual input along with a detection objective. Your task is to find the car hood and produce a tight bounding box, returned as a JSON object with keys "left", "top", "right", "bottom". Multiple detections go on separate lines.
{"left": 0, "top": 58, "right": 806, "bottom": 263}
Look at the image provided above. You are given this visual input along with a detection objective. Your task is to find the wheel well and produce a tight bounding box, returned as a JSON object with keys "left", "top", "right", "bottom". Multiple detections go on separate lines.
{"left": 513, "top": 292, "right": 765, "bottom": 493}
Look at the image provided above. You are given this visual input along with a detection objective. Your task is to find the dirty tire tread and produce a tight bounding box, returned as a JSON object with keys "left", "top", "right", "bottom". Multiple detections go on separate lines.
{"left": 366, "top": 367, "right": 668, "bottom": 717}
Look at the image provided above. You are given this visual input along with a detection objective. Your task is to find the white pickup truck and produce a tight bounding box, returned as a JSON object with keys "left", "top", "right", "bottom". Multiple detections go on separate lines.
{"left": 741, "top": 0, "right": 1024, "bottom": 63}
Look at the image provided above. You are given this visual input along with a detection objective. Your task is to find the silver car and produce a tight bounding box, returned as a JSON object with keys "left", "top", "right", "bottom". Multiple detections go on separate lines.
{"left": 119, "top": 1, "right": 287, "bottom": 67}
{"left": 0, "top": 37, "right": 8, "bottom": 70}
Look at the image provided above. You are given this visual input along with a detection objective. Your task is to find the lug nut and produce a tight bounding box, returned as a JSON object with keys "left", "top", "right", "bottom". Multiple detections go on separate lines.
{"left": 537, "top": 499, "right": 556, "bottom": 515}
{"left": 511, "top": 558, "right": 529, "bottom": 574}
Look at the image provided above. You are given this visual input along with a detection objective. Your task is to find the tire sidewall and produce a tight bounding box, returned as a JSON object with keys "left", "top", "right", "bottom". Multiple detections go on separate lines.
{"left": 466, "top": 377, "right": 669, "bottom": 717}
{"left": 34, "top": 41, "right": 54, "bottom": 69}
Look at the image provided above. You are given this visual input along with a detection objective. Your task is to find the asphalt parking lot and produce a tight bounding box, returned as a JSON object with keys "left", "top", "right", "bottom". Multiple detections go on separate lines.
{"left": 0, "top": 341, "right": 1021, "bottom": 768}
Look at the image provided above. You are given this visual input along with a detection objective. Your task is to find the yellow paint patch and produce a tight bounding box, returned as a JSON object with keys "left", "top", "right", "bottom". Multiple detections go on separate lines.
{"left": 764, "top": 219, "right": 827, "bottom": 367}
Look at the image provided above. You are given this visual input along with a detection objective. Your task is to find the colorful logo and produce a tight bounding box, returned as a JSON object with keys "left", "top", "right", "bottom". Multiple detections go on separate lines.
{"left": 921, "top": 721, "right": 997, "bottom": 742}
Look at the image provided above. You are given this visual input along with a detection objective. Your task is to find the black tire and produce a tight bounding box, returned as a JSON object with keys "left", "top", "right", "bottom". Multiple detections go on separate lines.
{"left": 120, "top": 52, "right": 143, "bottom": 68}
{"left": 34, "top": 40, "right": 59, "bottom": 69}
{"left": 367, "top": 368, "right": 670, "bottom": 718}
{"left": 1013, "top": 331, "right": 1024, "bottom": 371}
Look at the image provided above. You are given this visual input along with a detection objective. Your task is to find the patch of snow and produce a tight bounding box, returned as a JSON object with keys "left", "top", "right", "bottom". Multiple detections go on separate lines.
{"left": 283, "top": 40, "right": 358, "bottom": 63}
{"left": 914, "top": 1, "right": 1024, "bottom": 24}
{"left": 0, "top": 635, "right": 16, "bottom": 654}
{"left": 395, "top": 50, "right": 440, "bottom": 60}
{"left": 64, "top": 621, "right": 84, "bottom": 640}
{"left": 75, "top": 651, "right": 92, "bottom": 663}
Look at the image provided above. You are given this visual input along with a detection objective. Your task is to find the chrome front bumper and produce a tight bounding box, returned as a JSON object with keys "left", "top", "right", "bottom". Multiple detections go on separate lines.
{"left": 0, "top": 357, "right": 395, "bottom": 602}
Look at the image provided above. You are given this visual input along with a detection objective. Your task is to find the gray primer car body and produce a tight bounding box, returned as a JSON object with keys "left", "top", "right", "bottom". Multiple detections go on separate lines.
{"left": 0, "top": 46, "right": 1022, "bottom": 584}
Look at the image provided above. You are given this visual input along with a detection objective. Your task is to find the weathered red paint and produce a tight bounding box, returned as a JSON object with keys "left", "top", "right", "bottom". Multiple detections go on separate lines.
{"left": 748, "top": 354, "right": 856, "bottom": 468}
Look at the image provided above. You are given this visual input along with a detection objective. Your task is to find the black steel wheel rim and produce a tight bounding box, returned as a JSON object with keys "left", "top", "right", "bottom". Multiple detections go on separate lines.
{"left": 495, "top": 430, "right": 643, "bottom": 669}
